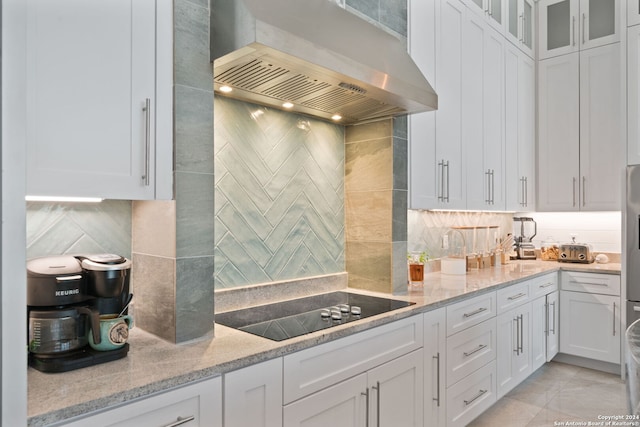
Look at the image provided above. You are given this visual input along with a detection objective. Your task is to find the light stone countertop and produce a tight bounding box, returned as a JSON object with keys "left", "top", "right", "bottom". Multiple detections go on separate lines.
{"left": 28, "top": 260, "right": 621, "bottom": 426}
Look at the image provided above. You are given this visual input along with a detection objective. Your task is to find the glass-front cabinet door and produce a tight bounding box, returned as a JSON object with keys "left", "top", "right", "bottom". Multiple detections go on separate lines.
{"left": 630, "top": 0, "right": 640, "bottom": 27}
{"left": 580, "top": 0, "right": 619, "bottom": 50}
{"left": 506, "top": 0, "right": 534, "bottom": 58}
{"left": 540, "top": 0, "right": 619, "bottom": 59}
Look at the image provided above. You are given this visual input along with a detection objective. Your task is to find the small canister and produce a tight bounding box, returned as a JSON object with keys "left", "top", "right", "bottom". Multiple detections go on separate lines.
{"left": 540, "top": 237, "right": 559, "bottom": 261}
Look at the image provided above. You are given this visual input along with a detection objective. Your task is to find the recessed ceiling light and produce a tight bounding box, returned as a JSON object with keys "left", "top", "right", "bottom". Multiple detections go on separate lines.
{"left": 282, "top": 102, "right": 294, "bottom": 109}
{"left": 331, "top": 114, "right": 342, "bottom": 121}
{"left": 219, "top": 86, "right": 233, "bottom": 93}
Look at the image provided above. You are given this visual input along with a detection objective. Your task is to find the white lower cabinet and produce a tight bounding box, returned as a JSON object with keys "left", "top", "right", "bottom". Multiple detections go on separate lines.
{"left": 56, "top": 376, "right": 222, "bottom": 427}
{"left": 559, "top": 271, "right": 621, "bottom": 365}
{"left": 424, "top": 308, "right": 447, "bottom": 426}
{"left": 224, "top": 358, "right": 283, "bottom": 427}
{"left": 283, "top": 349, "right": 424, "bottom": 427}
{"left": 496, "top": 304, "right": 531, "bottom": 399}
{"left": 560, "top": 290, "right": 621, "bottom": 364}
{"left": 531, "top": 291, "right": 559, "bottom": 372}
{"left": 446, "top": 360, "right": 497, "bottom": 427}
{"left": 445, "top": 292, "right": 497, "bottom": 427}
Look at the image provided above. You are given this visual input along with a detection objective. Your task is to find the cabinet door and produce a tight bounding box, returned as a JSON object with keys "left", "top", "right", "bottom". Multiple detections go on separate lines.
{"left": 537, "top": 53, "right": 580, "bottom": 211}
{"left": 530, "top": 297, "right": 547, "bottom": 372}
{"left": 368, "top": 349, "right": 424, "bottom": 427}
{"left": 424, "top": 309, "right": 446, "bottom": 427}
{"left": 630, "top": 25, "right": 640, "bottom": 165}
{"left": 496, "top": 305, "right": 531, "bottom": 399}
{"left": 505, "top": 0, "right": 535, "bottom": 58}
{"left": 505, "top": 44, "right": 535, "bottom": 211}
{"left": 409, "top": 0, "right": 438, "bottom": 209}
{"left": 409, "top": 0, "right": 465, "bottom": 209}
{"left": 224, "top": 358, "right": 283, "bottom": 427}
{"left": 630, "top": 0, "right": 640, "bottom": 27}
{"left": 579, "top": 43, "right": 623, "bottom": 211}
{"left": 539, "top": 0, "right": 579, "bottom": 59}
{"left": 283, "top": 374, "right": 366, "bottom": 427}
{"left": 560, "top": 291, "right": 621, "bottom": 364}
{"left": 579, "top": 0, "right": 620, "bottom": 50}
{"left": 435, "top": 0, "right": 467, "bottom": 209}
{"left": 546, "top": 291, "right": 559, "bottom": 361}
{"left": 26, "top": 0, "right": 158, "bottom": 200}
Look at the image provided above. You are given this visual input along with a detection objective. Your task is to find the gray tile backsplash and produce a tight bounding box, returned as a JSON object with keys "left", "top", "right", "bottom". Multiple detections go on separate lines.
{"left": 214, "top": 97, "right": 345, "bottom": 289}
{"left": 26, "top": 200, "right": 132, "bottom": 259}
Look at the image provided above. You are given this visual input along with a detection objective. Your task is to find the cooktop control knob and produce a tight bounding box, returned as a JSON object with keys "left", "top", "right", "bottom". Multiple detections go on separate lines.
{"left": 351, "top": 306, "right": 362, "bottom": 316}
{"left": 320, "top": 309, "right": 331, "bottom": 318}
{"left": 339, "top": 304, "right": 350, "bottom": 313}
{"left": 331, "top": 310, "right": 342, "bottom": 320}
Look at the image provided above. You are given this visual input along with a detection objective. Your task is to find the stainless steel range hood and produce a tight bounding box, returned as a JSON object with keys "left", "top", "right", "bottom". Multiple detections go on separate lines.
{"left": 211, "top": 0, "right": 437, "bottom": 125}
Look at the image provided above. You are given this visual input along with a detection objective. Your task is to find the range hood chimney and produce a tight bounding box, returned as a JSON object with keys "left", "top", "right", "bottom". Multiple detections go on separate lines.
{"left": 211, "top": 0, "right": 437, "bottom": 125}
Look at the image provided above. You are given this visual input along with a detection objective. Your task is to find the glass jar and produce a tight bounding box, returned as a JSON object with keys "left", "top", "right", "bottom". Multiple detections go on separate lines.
{"left": 540, "top": 237, "right": 559, "bottom": 261}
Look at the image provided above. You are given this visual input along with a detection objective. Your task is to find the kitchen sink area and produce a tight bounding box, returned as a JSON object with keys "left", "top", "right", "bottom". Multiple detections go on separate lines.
{"left": 215, "top": 291, "right": 415, "bottom": 341}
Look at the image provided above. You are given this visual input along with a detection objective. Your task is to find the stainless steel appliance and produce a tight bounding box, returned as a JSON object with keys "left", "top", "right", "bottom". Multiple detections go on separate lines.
{"left": 558, "top": 237, "right": 594, "bottom": 263}
{"left": 513, "top": 217, "right": 537, "bottom": 259}
{"left": 27, "top": 254, "right": 132, "bottom": 373}
{"left": 627, "top": 165, "right": 640, "bottom": 327}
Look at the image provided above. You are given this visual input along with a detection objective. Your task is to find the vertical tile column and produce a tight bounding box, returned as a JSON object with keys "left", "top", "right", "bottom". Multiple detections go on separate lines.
{"left": 345, "top": 117, "right": 408, "bottom": 294}
{"left": 132, "top": 0, "right": 214, "bottom": 343}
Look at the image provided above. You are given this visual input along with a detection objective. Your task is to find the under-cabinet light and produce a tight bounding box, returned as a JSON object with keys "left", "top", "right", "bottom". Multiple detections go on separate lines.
{"left": 25, "top": 196, "right": 104, "bottom": 203}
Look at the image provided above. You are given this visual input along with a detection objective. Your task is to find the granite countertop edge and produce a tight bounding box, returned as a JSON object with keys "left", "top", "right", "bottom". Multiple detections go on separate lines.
{"left": 28, "top": 261, "right": 621, "bottom": 426}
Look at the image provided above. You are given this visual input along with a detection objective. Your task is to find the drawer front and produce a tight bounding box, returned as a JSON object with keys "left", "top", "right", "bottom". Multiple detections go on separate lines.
{"left": 58, "top": 377, "right": 222, "bottom": 427}
{"left": 496, "top": 282, "right": 530, "bottom": 313}
{"left": 283, "top": 315, "right": 423, "bottom": 404}
{"left": 561, "top": 271, "right": 621, "bottom": 296}
{"left": 446, "top": 360, "right": 497, "bottom": 427}
{"left": 446, "top": 292, "right": 496, "bottom": 336}
{"left": 446, "top": 318, "right": 497, "bottom": 387}
{"left": 529, "top": 273, "right": 558, "bottom": 299}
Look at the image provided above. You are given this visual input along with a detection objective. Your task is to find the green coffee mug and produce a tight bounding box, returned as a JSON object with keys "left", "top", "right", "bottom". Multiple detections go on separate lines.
{"left": 88, "top": 314, "right": 134, "bottom": 351}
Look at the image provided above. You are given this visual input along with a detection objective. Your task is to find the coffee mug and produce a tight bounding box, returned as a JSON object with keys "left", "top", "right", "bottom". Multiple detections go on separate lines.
{"left": 88, "top": 314, "right": 134, "bottom": 351}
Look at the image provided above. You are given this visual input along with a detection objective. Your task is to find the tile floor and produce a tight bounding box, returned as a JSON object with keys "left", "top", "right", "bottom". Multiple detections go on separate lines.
{"left": 468, "top": 362, "right": 629, "bottom": 427}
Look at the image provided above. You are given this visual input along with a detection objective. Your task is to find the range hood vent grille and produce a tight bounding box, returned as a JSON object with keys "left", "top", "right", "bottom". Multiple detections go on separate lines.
{"left": 211, "top": 0, "right": 437, "bottom": 124}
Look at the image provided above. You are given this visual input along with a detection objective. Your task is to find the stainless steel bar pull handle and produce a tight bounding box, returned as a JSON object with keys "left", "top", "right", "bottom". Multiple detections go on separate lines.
{"left": 362, "top": 388, "right": 370, "bottom": 427}
{"left": 491, "top": 170, "right": 495, "bottom": 204}
{"left": 372, "top": 382, "right": 381, "bottom": 427}
{"left": 463, "top": 307, "right": 487, "bottom": 318}
{"left": 444, "top": 160, "right": 450, "bottom": 202}
{"left": 582, "top": 13, "right": 586, "bottom": 44}
{"left": 539, "top": 282, "right": 554, "bottom": 289}
{"left": 544, "top": 301, "right": 549, "bottom": 335}
{"left": 613, "top": 302, "right": 617, "bottom": 336}
{"left": 523, "top": 14, "right": 527, "bottom": 45}
{"left": 572, "top": 16, "right": 576, "bottom": 46}
{"left": 519, "top": 14, "right": 524, "bottom": 42}
{"left": 463, "top": 344, "right": 488, "bottom": 357}
{"left": 572, "top": 177, "right": 577, "bottom": 207}
{"left": 518, "top": 314, "right": 524, "bottom": 353}
{"left": 550, "top": 301, "right": 556, "bottom": 334}
{"left": 464, "top": 389, "right": 488, "bottom": 406}
{"left": 142, "top": 98, "right": 151, "bottom": 186}
{"left": 485, "top": 170, "right": 491, "bottom": 204}
{"left": 508, "top": 292, "right": 527, "bottom": 301}
{"left": 524, "top": 177, "right": 528, "bottom": 207}
{"left": 433, "top": 353, "right": 441, "bottom": 407}
{"left": 513, "top": 317, "right": 520, "bottom": 354}
{"left": 163, "top": 416, "right": 196, "bottom": 427}
{"left": 438, "top": 160, "right": 445, "bottom": 202}
{"left": 582, "top": 176, "right": 586, "bottom": 207}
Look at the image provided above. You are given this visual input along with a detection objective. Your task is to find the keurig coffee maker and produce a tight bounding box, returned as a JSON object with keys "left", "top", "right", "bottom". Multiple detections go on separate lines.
{"left": 27, "top": 254, "right": 133, "bottom": 373}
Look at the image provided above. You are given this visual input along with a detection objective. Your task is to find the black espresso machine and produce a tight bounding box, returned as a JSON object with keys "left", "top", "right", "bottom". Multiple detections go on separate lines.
{"left": 27, "top": 254, "right": 132, "bottom": 373}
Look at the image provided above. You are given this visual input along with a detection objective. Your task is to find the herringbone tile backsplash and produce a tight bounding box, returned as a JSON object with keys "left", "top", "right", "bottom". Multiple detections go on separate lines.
{"left": 26, "top": 200, "right": 132, "bottom": 260}
{"left": 214, "top": 97, "right": 345, "bottom": 289}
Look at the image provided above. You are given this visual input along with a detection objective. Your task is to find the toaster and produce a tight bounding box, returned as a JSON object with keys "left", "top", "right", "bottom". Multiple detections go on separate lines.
{"left": 559, "top": 242, "right": 594, "bottom": 263}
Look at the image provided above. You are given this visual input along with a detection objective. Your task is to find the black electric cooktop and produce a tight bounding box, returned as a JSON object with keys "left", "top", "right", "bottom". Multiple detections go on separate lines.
{"left": 215, "top": 291, "right": 415, "bottom": 342}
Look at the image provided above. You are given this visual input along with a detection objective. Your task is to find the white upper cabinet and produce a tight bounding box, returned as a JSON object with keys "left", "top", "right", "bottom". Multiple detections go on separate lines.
{"left": 462, "top": 0, "right": 506, "bottom": 34}
{"left": 538, "top": 43, "right": 623, "bottom": 211}
{"left": 505, "top": 43, "right": 535, "bottom": 211}
{"left": 409, "top": 0, "right": 467, "bottom": 210}
{"left": 26, "top": 0, "right": 173, "bottom": 200}
{"left": 465, "top": 17, "right": 506, "bottom": 211}
{"left": 539, "top": 0, "right": 620, "bottom": 60}
{"left": 630, "top": 0, "right": 640, "bottom": 27}
{"left": 505, "top": 0, "right": 535, "bottom": 57}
